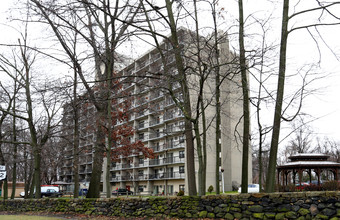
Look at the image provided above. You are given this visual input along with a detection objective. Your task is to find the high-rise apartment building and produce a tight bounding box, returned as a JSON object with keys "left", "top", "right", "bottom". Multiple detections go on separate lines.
{"left": 59, "top": 29, "right": 252, "bottom": 195}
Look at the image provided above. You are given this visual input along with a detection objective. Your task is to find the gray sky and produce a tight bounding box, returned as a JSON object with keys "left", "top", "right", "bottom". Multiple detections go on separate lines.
{"left": 1, "top": 0, "right": 340, "bottom": 147}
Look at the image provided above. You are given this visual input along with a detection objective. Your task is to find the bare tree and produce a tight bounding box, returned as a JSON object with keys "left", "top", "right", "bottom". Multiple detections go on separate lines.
{"left": 238, "top": 0, "right": 251, "bottom": 193}
{"left": 266, "top": 0, "right": 340, "bottom": 192}
{"left": 30, "top": 0, "right": 146, "bottom": 198}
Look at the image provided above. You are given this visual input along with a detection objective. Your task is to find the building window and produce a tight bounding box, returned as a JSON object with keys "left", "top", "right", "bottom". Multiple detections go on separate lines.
{"left": 139, "top": 158, "right": 144, "bottom": 164}
{"left": 139, "top": 133, "right": 144, "bottom": 140}
{"left": 138, "top": 170, "right": 144, "bottom": 177}
{"left": 179, "top": 135, "right": 185, "bottom": 143}
{"left": 138, "top": 185, "right": 144, "bottom": 192}
{"left": 179, "top": 166, "right": 185, "bottom": 173}
{"left": 139, "top": 121, "right": 144, "bottom": 129}
{"left": 179, "top": 151, "right": 185, "bottom": 158}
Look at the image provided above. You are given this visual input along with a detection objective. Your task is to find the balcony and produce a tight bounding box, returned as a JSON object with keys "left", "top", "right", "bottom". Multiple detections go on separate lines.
{"left": 150, "top": 91, "right": 163, "bottom": 101}
{"left": 149, "top": 119, "right": 161, "bottom": 127}
{"left": 148, "top": 132, "right": 164, "bottom": 141}
{"left": 165, "top": 126, "right": 184, "bottom": 134}
{"left": 149, "top": 158, "right": 161, "bottom": 166}
{"left": 148, "top": 172, "right": 185, "bottom": 180}
{"left": 122, "top": 163, "right": 133, "bottom": 169}
{"left": 121, "top": 175, "right": 134, "bottom": 181}
{"left": 65, "top": 171, "right": 73, "bottom": 175}
{"left": 85, "top": 168, "right": 92, "bottom": 173}
{"left": 151, "top": 144, "right": 165, "bottom": 152}
{"left": 134, "top": 162, "right": 146, "bottom": 168}
{"left": 110, "top": 176, "right": 121, "bottom": 182}
{"left": 163, "top": 156, "right": 185, "bottom": 165}
{"left": 165, "top": 142, "right": 185, "bottom": 150}
{"left": 135, "top": 110, "right": 148, "bottom": 120}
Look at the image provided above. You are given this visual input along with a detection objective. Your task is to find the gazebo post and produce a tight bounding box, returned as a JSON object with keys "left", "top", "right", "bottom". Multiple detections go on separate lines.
{"left": 277, "top": 169, "right": 280, "bottom": 189}
{"left": 336, "top": 168, "right": 339, "bottom": 190}
{"left": 317, "top": 168, "right": 321, "bottom": 186}
{"left": 309, "top": 169, "right": 312, "bottom": 184}
{"left": 298, "top": 169, "right": 302, "bottom": 186}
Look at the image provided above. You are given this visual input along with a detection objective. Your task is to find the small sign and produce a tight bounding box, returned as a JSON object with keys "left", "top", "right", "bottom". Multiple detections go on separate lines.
{"left": 0, "top": 171, "right": 6, "bottom": 180}
{"left": 0, "top": 165, "right": 5, "bottom": 171}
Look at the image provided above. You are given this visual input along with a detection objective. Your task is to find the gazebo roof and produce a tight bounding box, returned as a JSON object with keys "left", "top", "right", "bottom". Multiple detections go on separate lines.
{"left": 278, "top": 160, "right": 340, "bottom": 169}
{"left": 278, "top": 153, "right": 340, "bottom": 169}
{"left": 288, "top": 153, "right": 329, "bottom": 161}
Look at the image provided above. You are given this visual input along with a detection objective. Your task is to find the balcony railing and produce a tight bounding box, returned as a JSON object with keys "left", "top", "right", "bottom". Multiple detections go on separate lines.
{"left": 148, "top": 172, "right": 185, "bottom": 180}
{"left": 149, "top": 156, "right": 184, "bottom": 166}
{"left": 149, "top": 119, "right": 162, "bottom": 127}
{"left": 122, "top": 163, "right": 133, "bottom": 169}
{"left": 149, "top": 133, "right": 164, "bottom": 140}
{"left": 85, "top": 168, "right": 92, "bottom": 173}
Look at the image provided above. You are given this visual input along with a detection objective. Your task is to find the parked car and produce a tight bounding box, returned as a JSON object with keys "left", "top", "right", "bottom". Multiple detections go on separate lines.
{"left": 295, "top": 182, "right": 309, "bottom": 190}
{"left": 79, "top": 188, "right": 88, "bottom": 196}
{"left": 41, "top": 188, "right": 63, "bottom": 198}
{"left": 112, "top": 188, "right": 133, "bottom": 195}
{"left": 238, "top": 184, "right": 260, "bottom": 193}
{"left": 20, "top": 191, "right": 26, "bottom": 197}
{"left": 21, "top": 186, "right": 62, "bottom": 198}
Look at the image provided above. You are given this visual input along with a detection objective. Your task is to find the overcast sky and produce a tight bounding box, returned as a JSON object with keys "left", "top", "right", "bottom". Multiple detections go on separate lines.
{"left": 1, "top": 0, "right": 340, "bottom": 148}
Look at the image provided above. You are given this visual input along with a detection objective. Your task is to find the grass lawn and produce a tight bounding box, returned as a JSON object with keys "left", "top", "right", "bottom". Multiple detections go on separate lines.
{"left": 205, "top": 191, "right": 238, "bottom": 195}
{"left": 0, "top": 215, "right": 65, "bottom": 220}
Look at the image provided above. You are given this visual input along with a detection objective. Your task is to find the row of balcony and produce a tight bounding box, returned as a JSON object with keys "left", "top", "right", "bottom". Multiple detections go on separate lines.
{"left": 110, "top": 172, "right": 185, "bottom": 182}
{"left": 151, "top": 143, "right": 185, "bottom": 152}
{"left": 110, "top": 156, "right": 185, "bottom": 170}
{"left": 137, "top": 121, "right": 184, "bottom": 131}
{"left": 60, "top": 167, "right": 92, "bottom": 176}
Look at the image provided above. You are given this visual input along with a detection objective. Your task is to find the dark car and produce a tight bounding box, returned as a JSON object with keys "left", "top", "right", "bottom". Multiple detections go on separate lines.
{"left": 112, "top": 188, "right": 133, "bottom": 195}
{"left": 79, "top": 188, "right": 88, "bottom": 196}
{"left": 41, "top": 189, "right": 63, "bottom": 198}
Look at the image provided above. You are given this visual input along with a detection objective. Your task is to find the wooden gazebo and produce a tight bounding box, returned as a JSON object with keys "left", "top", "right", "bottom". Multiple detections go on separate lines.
{"left": 277, "top": 153, "right": 340, "bottom": 188}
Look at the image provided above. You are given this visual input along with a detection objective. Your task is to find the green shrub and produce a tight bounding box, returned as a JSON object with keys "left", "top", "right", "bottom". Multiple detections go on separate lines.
{"left": 208, "top": 185, "right": 214, "bottom": 193}
{"left": 322, "top": 180, "right": 339, "bottom": 191}
{"left": 177, "top": 190, "right": 184, "bottom": 196}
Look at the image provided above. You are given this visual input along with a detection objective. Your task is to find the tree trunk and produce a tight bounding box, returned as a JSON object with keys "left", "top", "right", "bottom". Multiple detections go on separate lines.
{"left": 11, "top": 93, "right": 18, "bottom": 199}
{"left": 33, "top": 146, "right": 41, "bottom": 198}
{"left": 105, "top": 97, "right": 112, "bottom": 198}
{"left": 165, "top": 0, "right": 197, "bottom": 196}
{"left": 87, "top": 125, "right": 105, "bottom": 198}
{"left": 211, "top": 1, "right": 221, "bottom": 194}
{"left": 201, "top": 100, "right": 207, "bottom": 195}
{"left": 238, "top": 0, "right": 250, "bottom": 193}
{"left": 194, "top": 122, "right": 204, "bottom": 196}
{"left": 266, "top": 0, "right": 289, "bottom": 193}
{"left": 0, "top": 141, "right": 7, "bottom": 199}
{"left": 11, "top": 129, "right": 18, "bottom": 199}
{"left": 73, "top": 66, "right": 79, "bottom": 199}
